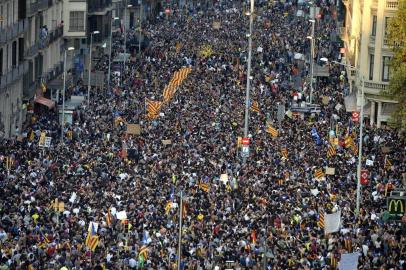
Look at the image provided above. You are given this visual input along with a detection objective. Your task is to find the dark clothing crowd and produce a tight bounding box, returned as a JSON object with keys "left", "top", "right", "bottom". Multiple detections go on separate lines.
{"left": 1, "top": 0, "right": 405, "bottom": 269}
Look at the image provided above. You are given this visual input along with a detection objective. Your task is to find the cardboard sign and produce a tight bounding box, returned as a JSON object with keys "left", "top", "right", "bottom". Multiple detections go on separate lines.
{"left": 58, "top": 202, "right": 65, "bottom": 212}
{"left": 381, "top": 147, "right": 391, "bottom": 153}
{"left": 126, "top": 124, "right": 141, "bottom": 135}
{"left": 325, "top": 167, "right": 335, "bottom": 175}
{"left": 162, "top": 140, "right": 172, "bottom": 145}
{"left": 212, "top": 21, "right": 221, "bottom": 29}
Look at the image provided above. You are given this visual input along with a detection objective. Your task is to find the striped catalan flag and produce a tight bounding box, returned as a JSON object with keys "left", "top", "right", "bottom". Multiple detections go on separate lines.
{"left": 281, "top": 148, "right": 288, "bottom": 159}
{"left": 277, "top": 179, "right": 284, "bottom": 185}
{"left": 138, "top": 245, "right": 149, "bottom": 259}
{"left": 344, "top": 136, "right": 358, "bottom": 155}
{"left": 146, "top": 99, "right": 163, "bottom": 119}
{"left": 106, "top": 208, "right": 111, "bottom": 227}
{"left": 182, "top": 203, "right": 187, "bottom": 219}
{"left": 250, "top": 101, "right": 261, "bottom": 114}
{"left": 5, "top": 156, "right": 14, "bottom": 170}
{"left": 88, "top": 235, "right": 99, "bottom": 252}
{"left": 317, "top": 209, "right": 325, "bottom": 228}
{"left": 314, "top": 168, "right": 325, "bottom": 179}
{"left": 344, "top": 238, "right": 352, "bottom": 252}
{"left": 384, "top": 155, "right": 392, "bottom": 170}
{"left": 327, "top": 144, "right": 336, "bottom": 158}
{"left": 330, "top": 253, "right": 338, "bottom": 269}
{"left": 266, "top": 125, "right": 278, "bottom": 137}
{"left": 198, "top": 182, "right": 209, "bottom": 192}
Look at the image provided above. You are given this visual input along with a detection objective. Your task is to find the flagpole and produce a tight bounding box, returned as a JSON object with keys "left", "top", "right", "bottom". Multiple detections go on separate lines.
{"left": 177, "top": 190, "right": 183, "bottom": 270}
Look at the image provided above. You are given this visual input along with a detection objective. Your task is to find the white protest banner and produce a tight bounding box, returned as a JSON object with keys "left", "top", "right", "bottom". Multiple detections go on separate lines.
{"left": 339, "top": 252, "right": 360, "bottom": 270}
{"left": 325, "top": 210, "right": 341, "bottom": 234}
{"left": 116, "top": 211, "right": 127, "bottom": 221}
{"left": 220, "top": 174, "right": 228, "bottom": 184}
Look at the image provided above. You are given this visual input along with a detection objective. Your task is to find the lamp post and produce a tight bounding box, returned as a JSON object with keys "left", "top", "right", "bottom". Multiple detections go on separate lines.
{"left": 138, "top": 0, "right": 142, "bottom": 59}
{"left": 107, "top": 17, "right": 120, "bottom": 93}
{"left": 123, "top": 4, "right": 132, "bottom": 84}
{"left": 307, "top": 19, "right": 315, "bottom": 104}
{"left": 61, "top": 47, "right": 75, "bottom": 143}
{"left": 243, "top": 0, "right": 254, "bottom": 162}
{"left": 87, "top": 30, "right": 100, "bottom": 106}
{"left": 320, "top": 57, "right": 365, "bottom": 216}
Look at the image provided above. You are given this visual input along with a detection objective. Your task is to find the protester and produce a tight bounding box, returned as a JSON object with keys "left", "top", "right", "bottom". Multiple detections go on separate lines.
{"left": 0, "top": 0, "right": 405, "bottom": 269}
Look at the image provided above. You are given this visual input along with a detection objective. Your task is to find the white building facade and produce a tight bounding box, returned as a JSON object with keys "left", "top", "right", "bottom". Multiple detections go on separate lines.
{"left": 341, "top": 0, "right": 399, "bottom": 127}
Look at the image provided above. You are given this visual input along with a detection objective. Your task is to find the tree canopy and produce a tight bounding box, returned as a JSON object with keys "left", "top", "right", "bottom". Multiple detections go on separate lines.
{"left": 386, "top": 0, "right": 406, "bottom": 129}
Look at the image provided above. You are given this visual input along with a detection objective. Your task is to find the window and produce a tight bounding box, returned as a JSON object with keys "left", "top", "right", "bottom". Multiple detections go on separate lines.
{"left": 369, "top": 54, "right": 374, "bottom": 80}
{"left": 371, "top": 15, "right": 377, "bottom": 36}
{"left": 69, "top": 11, "right": 85, "bottom": 31}
{"left": 384, "top": 17, "right": 391, "bottom": 36}
{"left": 382, "top": 56, "right": 391, "bottom": 81}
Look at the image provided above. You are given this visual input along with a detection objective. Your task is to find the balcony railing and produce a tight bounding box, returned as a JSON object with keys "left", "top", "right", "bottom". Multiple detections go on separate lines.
{"left": 0, "top": 61, "right": 29, "bottom": 90}
{"left": 25, "top": 43, "right": 39, "bottom": 58}
{"left": 364, "top": 81, "right": 388, "bottom": 91}
{"left": 38, "top": 25, "right": 64, "bottom": 49}
{"left": 0, "top": 18, "right": 29, "bottom": 45}
{"left": 386, "top": 0, "right": 398, "bottom": 9}
{"left": 88, "top": 0, "right": 112, "bottom": 14}
{"left": 38, "top": 0, "right": 49, "bottom": 11}
{"left": 369, "top": 35, "right": 376, "bottom": 45}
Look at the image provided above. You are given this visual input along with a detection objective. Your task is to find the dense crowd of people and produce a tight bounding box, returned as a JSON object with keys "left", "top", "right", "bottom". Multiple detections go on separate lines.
{"left": 1, "top": 0, "right": 405, "bottom": 269}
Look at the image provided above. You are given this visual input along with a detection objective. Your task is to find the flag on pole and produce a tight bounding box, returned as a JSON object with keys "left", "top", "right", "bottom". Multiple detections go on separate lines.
{"left": 146, "top": 99, "right": 163, "bottom": 119}
{"left": 85, "top": 223, "right": 99, "bottom": 251}
{"left": 182, "top": 203, "right": 187, "bottom": 219}
{"left": 384, "top": 155, "right": 392, "bottom": 170}
{"left": 281, "top": 148, "right": 288, "bottom": 159}
{"left": 317, "top": 209, "right": 325, "bottom": 228}
{"left": 344, "top": 136, "right": 358, "bottom": 155}
{"left": 198, "top": 182, "right": 209, "bottom": 192}
{"left": 106, "top": 208, "right": 111, "bottom": 227}
{"left": 314, "top": 168, "right": 325, "bottom": 179}
{"left": 327, "top": 144, "right": 336, "bottom": 158}
{"left": 266, "top": 125, "right": 278, "bottom": 137}
{"left": 250, "top": 101, "right": 261, "bottom": 114}
{"left": 251, "top": 230, "right": 257, "bottom": 244}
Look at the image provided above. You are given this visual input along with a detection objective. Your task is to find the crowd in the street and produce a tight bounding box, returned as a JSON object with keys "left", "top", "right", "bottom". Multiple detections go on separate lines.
{"left": 1, "top": 0, "right": 406, "bottom": 269}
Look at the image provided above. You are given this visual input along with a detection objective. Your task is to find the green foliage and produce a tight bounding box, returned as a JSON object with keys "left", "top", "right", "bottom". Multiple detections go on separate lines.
{"left": 385, "top": 0, "right": 406, "bottom": 129}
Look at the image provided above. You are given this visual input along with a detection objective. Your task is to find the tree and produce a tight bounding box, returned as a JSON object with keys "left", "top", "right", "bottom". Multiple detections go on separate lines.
{"left": 386, "top": 0, "right": 406, "bottom": 129}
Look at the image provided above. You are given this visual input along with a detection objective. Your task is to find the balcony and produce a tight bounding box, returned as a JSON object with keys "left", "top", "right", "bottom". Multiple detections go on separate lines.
{"left": 38, "top": 25, "right": 64, "bottom": 50}
{"left": 0, "top": 62, "right": 29, "bottom": 91}
{"left": 369, "top": 35, "right": 376, "bottom": 45}
{"left": 364, "top": 81, "right": 389, "bottom": 95}
{"left": 88, "top": 0, "right": 112, "bottom": 15}
{"left": 386, "top": 0, "right": 398, "bottom": 9}
{"left": 38, "top": 0, "right": 49, "bottom": 11}
{"left": 0, "top": 19, "right": 29, "bottom": 45}
{"left": 25, "top": 43, "right": 39, "bottom": 59}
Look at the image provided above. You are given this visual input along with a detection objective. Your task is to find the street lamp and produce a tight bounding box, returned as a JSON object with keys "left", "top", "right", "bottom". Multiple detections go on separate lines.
{"left": 61, "top": 46, "right": 75, "bottom": 143}
{"left": 320, "top": 57, "right": 365, "bottom": 217}
{"left": 123, "top": 4, "right": 132, "bottom": 84}
{"left": 243, "top": 0, "right": 254, "bottom": 163}
{"left": 107, "top": 17, "right": 120, "bottom": 93}
{"left": 138, "top": 0, "right": 143, "bottom": 58}
{"left": 308, "top": 19, "right": 315, "bottom": 104}
{"left": 87, "top": 30, "right": 100, "bottom": 106}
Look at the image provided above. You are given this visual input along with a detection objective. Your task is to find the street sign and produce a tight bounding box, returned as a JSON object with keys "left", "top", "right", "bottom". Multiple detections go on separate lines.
{"left": 241, "top": 145, "right": 249, "bottom": 157}
{"left": 242, "top": 137, "right": 250, "bottom": 145}
{"left": 352, "top": 111, "right": 359, "bottom": 122}
{"left": 360, "top": 169, "right": 369, "bottom": 185}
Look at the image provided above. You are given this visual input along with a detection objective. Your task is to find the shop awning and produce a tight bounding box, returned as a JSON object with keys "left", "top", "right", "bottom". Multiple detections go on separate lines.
{"left": 34, "top": 96, "right": 56, "bottom": 109}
